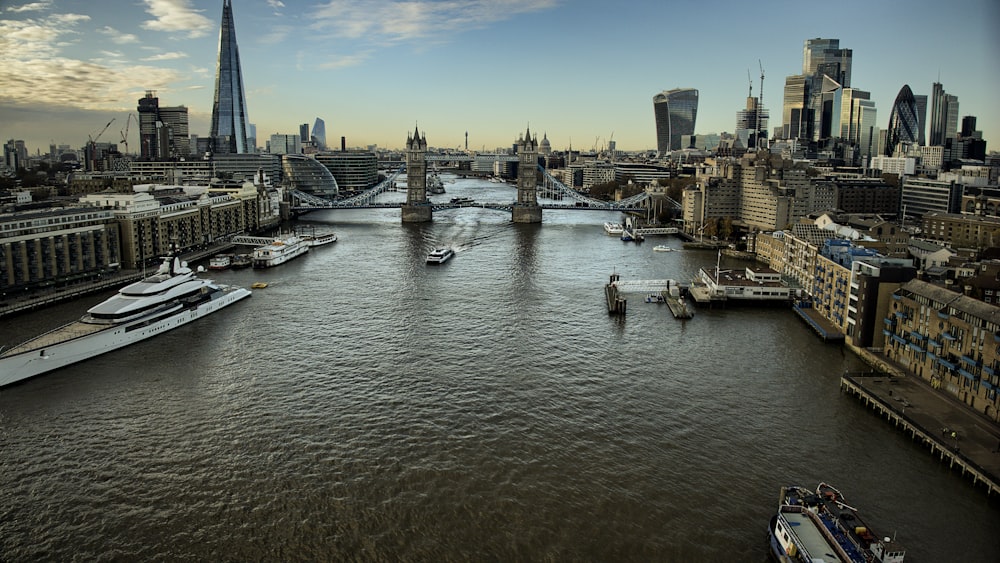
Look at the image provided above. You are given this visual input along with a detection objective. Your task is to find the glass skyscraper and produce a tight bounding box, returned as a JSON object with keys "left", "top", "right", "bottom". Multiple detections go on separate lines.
{"left": 885, "top": 85, "right": 920, "bottom": 156}
{"left": 210, "top": 0, "right": 250, "bottom": 154}
{"left": 929, "top": 82, "right": 959, "bottom": 146}
{"left": 312, "top": 118, "right": 327, "bottom": 150}
{"left": 653, "top": 88, "right": 698, "bottom": 155}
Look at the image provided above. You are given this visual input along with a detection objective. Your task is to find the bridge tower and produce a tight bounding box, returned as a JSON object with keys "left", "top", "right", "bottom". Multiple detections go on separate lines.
{"left": 512, "top": 125, "right": 542, "bottom": 223}
{"left": 402, "top": 125, "right": 432, "bottom": 222}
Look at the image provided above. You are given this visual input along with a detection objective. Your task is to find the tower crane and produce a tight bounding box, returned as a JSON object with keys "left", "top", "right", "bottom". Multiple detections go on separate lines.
{"left": 120, "top": 113, "right": 136, "bottom": 155}
{"left": 87, "top": 118, "right": 115, "bottom": 171}
{"left": 757, "top": 60, "right": 765, "bottom": 150}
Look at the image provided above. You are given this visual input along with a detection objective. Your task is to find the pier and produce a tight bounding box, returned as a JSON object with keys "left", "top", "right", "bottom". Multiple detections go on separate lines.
{"left": 841, "top": 371, "right": 1000, "bottom": 496}
{"left": 605, "top": 275, "right": 692, "bottom": 319}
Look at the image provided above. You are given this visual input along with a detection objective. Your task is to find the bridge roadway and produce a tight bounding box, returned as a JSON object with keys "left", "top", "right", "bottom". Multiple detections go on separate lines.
{"left": 290, "top": 165, "right": 655, "bottom": 214}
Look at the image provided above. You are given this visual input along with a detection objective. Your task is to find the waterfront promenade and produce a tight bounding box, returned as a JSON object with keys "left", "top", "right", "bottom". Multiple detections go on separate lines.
{"left": 843, "top": 349, "right": 1000, "bottom": 495}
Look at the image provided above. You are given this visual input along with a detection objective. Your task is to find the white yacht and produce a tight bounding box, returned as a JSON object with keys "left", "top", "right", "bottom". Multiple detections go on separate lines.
{"left": 0, "top": 254, "right": 252, "bottom": 387}
{"left": 604, "top": 222, "right": 624, "bottom": 235}
{"left": 252, "top": 234, "right": 309, "bottom": 268}
{"left": 426, "top": 247, "right": 455, "bottom": 264}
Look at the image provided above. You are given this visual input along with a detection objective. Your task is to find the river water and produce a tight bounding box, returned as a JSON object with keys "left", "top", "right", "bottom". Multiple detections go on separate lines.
{"left": 1, "top": 175, "right": 998, "bottom": 561}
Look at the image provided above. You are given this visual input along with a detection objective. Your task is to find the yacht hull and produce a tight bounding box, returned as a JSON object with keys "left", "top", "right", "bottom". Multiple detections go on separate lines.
{"left": 0, "top": 286, "right": 251, "bottom": 388}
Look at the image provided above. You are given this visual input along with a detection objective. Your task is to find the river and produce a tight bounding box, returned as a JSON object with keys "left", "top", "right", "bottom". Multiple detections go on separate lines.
{"left": 1, "top": 174, "right": 997, "bottom": 561}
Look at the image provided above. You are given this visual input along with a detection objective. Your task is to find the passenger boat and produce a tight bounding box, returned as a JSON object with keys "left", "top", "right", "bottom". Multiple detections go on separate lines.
{"left": 768, "top": 483, "right": 906, "bottom": 563}
{"left": 427, "top": 173, "right": 446, "bottom": 194}
{"left": 426, "top": 247, "right": 455, "bottom": 264}
{"left": 301, "top": 232, "right": 337, "bottom": 247}
{"left": 450, "top": 197, "right": 475, "bottom": 205}
{"left": 653, "top": 245, "right": 674, "bottom": 252}
{"left": 230, "top": 254, "right": 252, "bottom": 269}
{"left": 252, "top": 234, "right": 309, "bottom": 268}
{"left": 604, "top": 222, "right": 624, "bottom": 235}
{"left": 208, "top": 253, "right": 233, "bottom": 270}
{"left": 0, "top": 253, "right": 252, "bottom": 387}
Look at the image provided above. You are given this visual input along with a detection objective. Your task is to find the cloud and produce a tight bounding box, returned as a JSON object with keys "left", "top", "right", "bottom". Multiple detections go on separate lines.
{"left": 311, "top": 0, "right": 558, "bottom": 43}
{"left": 267, "top": 0, "right": 286, "bottom": 14}
{"left": 98, "top": 26, "right": 140, "bottom": 45}
{"left": 143, "top": 52, "right": 189, "bottom": 62}
{"left": 318, "top": 51, "right": 373, "bottom": 70}
{"left": 0, "top": 11, "right": 180, "bottom": 112}
{"left": 5, "top": 2, "right": 51, "bottom": 13}
{"left": 141, "top": 0, "right": 213, "bottom": 39}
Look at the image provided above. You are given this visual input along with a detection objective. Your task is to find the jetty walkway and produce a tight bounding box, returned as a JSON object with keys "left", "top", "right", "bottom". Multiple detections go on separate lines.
{"left": 841, "top": 358, "right": 1000, "bottom": 495}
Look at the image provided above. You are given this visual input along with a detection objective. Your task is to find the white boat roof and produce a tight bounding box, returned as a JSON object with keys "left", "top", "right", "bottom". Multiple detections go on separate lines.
{"left": 782, "top": 511, "right": 844, "bottom": 562}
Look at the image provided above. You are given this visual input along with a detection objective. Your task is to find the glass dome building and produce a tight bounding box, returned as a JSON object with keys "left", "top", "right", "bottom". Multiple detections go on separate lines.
{"left": 282, "top": 154, "right": 339, "bottom": 198}
{"left": 885, "top": 85, "right": 920, "bottom": 156}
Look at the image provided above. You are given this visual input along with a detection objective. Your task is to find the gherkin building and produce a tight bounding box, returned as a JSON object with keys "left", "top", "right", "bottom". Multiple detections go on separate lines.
{"left": 885, "top": 85, "right": 919, "bottom": 156}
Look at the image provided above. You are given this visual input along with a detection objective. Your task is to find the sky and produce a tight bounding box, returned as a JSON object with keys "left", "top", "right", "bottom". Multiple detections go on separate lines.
{"left": 1, "top": 0, "right": 998, "bottom": 155}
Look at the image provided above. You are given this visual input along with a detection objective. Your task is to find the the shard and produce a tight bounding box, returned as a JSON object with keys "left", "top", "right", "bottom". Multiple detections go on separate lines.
{"left": 210, "top": 0, "right": 250, "bottom": 154}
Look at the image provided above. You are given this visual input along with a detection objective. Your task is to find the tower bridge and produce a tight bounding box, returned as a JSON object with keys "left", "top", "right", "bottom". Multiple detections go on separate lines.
{"left": 289, "top": 126, "right": 667, "bottom": 221}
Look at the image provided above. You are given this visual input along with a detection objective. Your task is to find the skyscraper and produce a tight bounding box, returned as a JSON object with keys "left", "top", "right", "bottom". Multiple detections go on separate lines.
{"left": 652, "top": 88, "right": 698, "bottom": 155}
{"left": 929, "top": 82, "right": 959, "bottom": 146}
{"left": 885, "top": 85, "right": 920, "bottom": 156}
{"left": 781, "top": 38, "right": 852, "bottom": 142}
{"left": 914, "top": 94, "right": 928, "bottom": 146}
{"left": 137, "top": 90, "right": 190, "bottom": 159}
{"left": 312, "top": 117, "right": 327, "bottom": 150}
{"left": 210, "top": 0, "right": 250, "bottom": 154}
{"left": 299, "top": 123, "right": 309, "bottom": 143}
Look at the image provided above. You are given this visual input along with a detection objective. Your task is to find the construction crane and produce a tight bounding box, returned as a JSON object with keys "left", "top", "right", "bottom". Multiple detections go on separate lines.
{"left": 87, "top": 118, "right": 115, "bottom": 171}
{"left": 120, "top": 113, "right": 136, "bottom": 155}
{"left": 757, "top": 60, "right": 765, "bottom": 150}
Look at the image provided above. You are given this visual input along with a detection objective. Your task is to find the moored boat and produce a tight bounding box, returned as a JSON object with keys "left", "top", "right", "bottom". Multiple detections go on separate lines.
{"left": 604, "top": 222, "right": 624, "bottom": 235}
{"left": 768, "top": 483, "right": 905, "bottom": 563}
{"left": 230, "top": 254, "right": 252, "bottom": 269}
{"left": 208, "top": 253, "right": 233, "bottom": 270}
{"left": 0, "top": 253, "right": 252, "bottom": 387}
{"left": 252, "top": 234, "right": 309, "bottom": 268}
{"left": 301, "top": 232, "right": 337, "bottom": 247}
{"left": 426, "top": 247, "right": 455, "bottom": 264}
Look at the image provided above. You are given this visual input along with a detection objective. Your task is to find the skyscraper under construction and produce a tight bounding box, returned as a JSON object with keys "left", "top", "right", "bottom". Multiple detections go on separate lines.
{"left": 210, "top": 0, "right": 250, "bottom": 154}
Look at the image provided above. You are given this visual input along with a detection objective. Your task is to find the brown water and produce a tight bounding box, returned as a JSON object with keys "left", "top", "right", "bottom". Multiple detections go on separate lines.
{"left": 1, "top": 177, "right": 997, "bottom": 561}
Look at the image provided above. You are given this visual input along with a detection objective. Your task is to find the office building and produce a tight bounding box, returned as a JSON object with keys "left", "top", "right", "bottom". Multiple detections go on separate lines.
{"left": 653, "top": 88, "right": 699, "bottom": 155}
{"left": 299, "top": 123, "right": 309, "bottom": 143}
{"left": 282, "top": 155, "right": 338, "bottom": 198}
{"left": 929, "top": 82, "right": 959, "bottom": 146}
{"left": 312, "top": 118, "right": 327, "bottom": 150}
{"left": 315, "top": 151, "right": 377, "bottom": 192}
{"left": 781, "top": 38, "right": 853, "bottom": 142}
{"left": 914, "top": 94, "right": 928, "bottom": 146}
{"left": 210, "top": 0, "right": 250, "bottom": 154}
{"left": 735, "top": 96, "right": 769, "bottom": 150}
{"left": 269, "top": 134, "right": 301, "bottom": 155}
{"left": 885, "top": 85, "right": 920, "bottom": 156}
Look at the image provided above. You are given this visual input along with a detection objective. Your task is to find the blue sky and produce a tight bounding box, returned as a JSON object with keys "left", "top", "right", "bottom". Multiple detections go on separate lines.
{"left": 1, "top": 0, "right": 997, "bottom": 155}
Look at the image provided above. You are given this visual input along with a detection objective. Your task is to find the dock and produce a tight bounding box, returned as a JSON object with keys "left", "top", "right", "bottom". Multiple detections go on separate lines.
{"left": 605, "top": 273, "right": 627, "bottom": 315}
{"left": 841, "top": 371, "right": 1000, "bottom": 496}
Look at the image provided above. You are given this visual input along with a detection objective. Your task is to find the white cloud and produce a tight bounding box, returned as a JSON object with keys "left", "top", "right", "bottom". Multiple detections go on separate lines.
{"left": 0, "top": 11, "right": 180, "bottom": 111}
{"left": 142, "top": 52, "right": 189, "bottom": 62}
{"left": 267, "top": 0, "right": 286, "bottom": 13}
{"left": 141, "top": 0, "right": 213, "bottom": 39}
{"left": 99, "top": 26, "right": 140, "bottom": 45}
{"left": 318, "top": 51, "right": 373, "bottom": 70}
{"left": 311, "top": 0, "right": 558, "bottom": 43}
{"left": 5, "top": 2, "right": 52, "bottom": 13}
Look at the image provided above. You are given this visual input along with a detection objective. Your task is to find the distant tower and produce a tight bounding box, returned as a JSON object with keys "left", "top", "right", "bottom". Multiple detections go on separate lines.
{"left": 312, "top": 117, "right": 327, "bottom": 149}
{"left": 512, "top": 126, "right": 542, "bottom": 224}
{"left": 885, "top": 85, "right": 920, "bottom": 156}
{"left": 210, "top": 0, "right": 250, "bottom": 154}
{"left": 465, "top": 130, "right": 468, "bottom": 151}
{"left": 402, "top": 125, "right": 432, "bottom": 223}
{"left": 652, "top": 88, "right": 699, "bottom": 155}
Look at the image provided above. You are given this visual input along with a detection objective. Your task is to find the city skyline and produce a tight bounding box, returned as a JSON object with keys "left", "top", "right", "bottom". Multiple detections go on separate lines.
{"left": 0, "top": 0, "right": 998, "bottom": 155}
